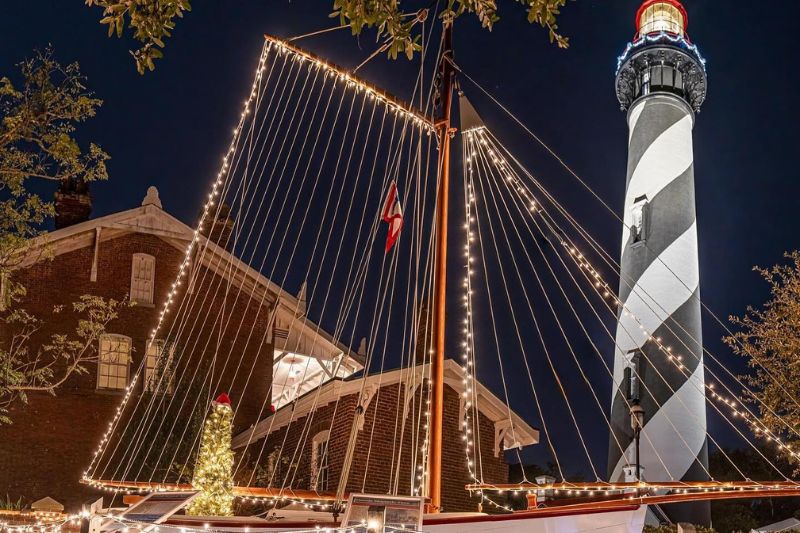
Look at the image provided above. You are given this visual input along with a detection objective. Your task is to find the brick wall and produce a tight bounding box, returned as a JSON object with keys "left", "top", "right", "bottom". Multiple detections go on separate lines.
{"left": 0, "top": 232, "right": 274, "bottom": 511}
{"left": 240, "top": 382, "right": 509, "bottom": 513}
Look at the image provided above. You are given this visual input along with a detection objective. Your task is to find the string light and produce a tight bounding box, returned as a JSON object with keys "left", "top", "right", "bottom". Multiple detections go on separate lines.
{"left": 264, "top": 35, "right": 435, "bottom": 131}
{"left": 469, "top": 126, "right": 800, "bottom": 486}
{"left": 616, "top": 31, "right": 707, "bottom": 74}
{"left": 454, "top": 129, "right": 514, "bottom": 513}
{"left": 82, "top": 41, "right": 274, "bottom": 489}
{"left": 85, "top": 33, "right": 437, "bottom": 496}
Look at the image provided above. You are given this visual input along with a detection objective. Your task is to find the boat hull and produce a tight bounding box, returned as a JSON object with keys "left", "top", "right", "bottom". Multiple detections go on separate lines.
{"left": 423, "top": 506, "right": 646, "bottom": 532}
{"left": 163, "top": 506, "right": 647, "bottom": 532}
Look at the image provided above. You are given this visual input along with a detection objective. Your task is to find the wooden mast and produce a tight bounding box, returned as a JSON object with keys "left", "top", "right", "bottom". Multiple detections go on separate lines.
{"left": 428, "top": 21, "right": 455, "bottom": 514}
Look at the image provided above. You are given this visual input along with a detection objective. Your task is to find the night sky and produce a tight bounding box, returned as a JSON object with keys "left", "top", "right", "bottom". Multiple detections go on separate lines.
{"left": 3, "top": 1, "right": 799, "bottom": 477}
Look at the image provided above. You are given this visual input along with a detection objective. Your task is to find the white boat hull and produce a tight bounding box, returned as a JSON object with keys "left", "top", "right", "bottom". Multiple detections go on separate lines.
{"left": 163, "top": 506, "right": 647, "bottom": 532}
{"left": 422, "top": 507, "right": 647, "bottom": 532}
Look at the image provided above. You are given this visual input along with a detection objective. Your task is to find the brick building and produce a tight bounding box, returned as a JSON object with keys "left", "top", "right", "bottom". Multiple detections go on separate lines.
{"left": 0, "top": 186, "right": 537, "bottom": 514}
{"left": 234, "top": 360, "right": 538, "bottom": 513}
{"left": 0, "top": 186, "right": 360, "bottom": 511}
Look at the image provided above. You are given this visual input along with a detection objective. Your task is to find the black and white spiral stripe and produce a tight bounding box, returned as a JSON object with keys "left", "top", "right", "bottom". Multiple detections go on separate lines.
{"left": 608, "top": 93, "right": 709, "bottom": 486}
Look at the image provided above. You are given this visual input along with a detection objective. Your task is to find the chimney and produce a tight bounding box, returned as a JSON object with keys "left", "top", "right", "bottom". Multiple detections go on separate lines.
{"left": 200, "top": 203, "right": 235, "bottom": 250}
{"left": 54, "top": 178, "right": 91, "bottom": 229}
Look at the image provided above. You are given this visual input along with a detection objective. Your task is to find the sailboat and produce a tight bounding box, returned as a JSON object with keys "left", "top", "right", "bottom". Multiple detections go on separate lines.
{"left": 75, "top": 2, "right": 800, "bottom": 532}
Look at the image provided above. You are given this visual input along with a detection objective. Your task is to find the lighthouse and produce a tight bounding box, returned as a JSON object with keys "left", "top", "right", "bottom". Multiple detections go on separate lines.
{"left": 608, "top": 0, "right": 709, "bottom": 525}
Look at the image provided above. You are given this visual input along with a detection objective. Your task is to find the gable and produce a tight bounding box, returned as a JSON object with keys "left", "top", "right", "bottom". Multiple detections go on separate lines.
{"left": 12, "top": 197, "right": 363, "bottom": 397}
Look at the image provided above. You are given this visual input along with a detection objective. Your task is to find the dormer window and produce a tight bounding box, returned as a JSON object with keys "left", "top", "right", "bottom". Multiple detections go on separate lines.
{"left": 130, "top": 253, "right": 155, "bottom": 305}
{"left": 637, "top": 1, "right": 686, "bottom": 37}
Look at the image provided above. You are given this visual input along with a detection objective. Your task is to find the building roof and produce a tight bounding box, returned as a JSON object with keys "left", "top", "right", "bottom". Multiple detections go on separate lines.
{"left": 752, "top": 518, "right": 800, "bottom": 533}
{"left": 14, "top": 187, "right": 364, "bottom": 404}
{"left": 232, "top": 359, "right": 540, "bottom": 453}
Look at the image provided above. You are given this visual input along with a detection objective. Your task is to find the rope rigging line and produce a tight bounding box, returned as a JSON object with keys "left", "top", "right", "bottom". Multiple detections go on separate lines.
{"left": 185, "top": 71, "right": 418, "bottom": 498}
{"left": 468, "top": 133, "right": 599, "bottom": 482}
{"left": 469, "top": 131, "right": 629, "bottom": 481}
{"left": 143, "top": 58, "right": 328, "bottom": 484}
{"left": 471, "top": 132, "right": 727, "bottom": 485}
{"left": 88, "top": 40, "right": 282, "bottom": 486}
{"left": 452, "top": 60, "right": 800, "bottom": 420}
{"left": 272, "top": 92, "right": 381, "bottom": 494}
{"left": 466, "top": 135, "right": 538, "bottom": 485}
{"left": 118, "top": 53, "right": 320, "bottom": 485}
{"left": 226, "top": 84, "right": 368, "bottom": 494}
{"left": 462, "top": 131, "right": 564, "bottom": 484}
{"left": 158, "top": 64, "right": 338, "bottom": 486}
{"left": 267, "top": 102, "right": 419, "bottom": 498}
{"left": 481, "top": 127, "right": 800, "bottom": 476}
{"left": 105, "top": 44, "right": 305, "bottom": 478}
{"left": 236, "top": 82, "right": 434, "bottom": 498}
{"left": 87, "top": 34, "right": 442, "bottom": 503}
{"left": 475, "top": 127, "right": 795, "bottom": 484}
{"left": 498, "top": 133, "right": 800, "bottom": 455}
{"left": 359, "top": 123, "right": 435, "bottom": 494}
{"left": 232, "top": 104, "right": 393, "bottom": 484}
{"left": 238, "top": 109, "right": 408, "bottom": 494}
{"left": 480, "top": 149, "right": 724, "bottom": 482}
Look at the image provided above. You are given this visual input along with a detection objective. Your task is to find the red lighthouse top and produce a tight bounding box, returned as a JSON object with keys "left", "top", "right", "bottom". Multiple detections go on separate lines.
{"left": 635, "top": 0, "right": 688, "bottom": 38}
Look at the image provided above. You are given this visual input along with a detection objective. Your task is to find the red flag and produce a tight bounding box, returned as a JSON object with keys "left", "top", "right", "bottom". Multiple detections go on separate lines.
{"left": 382, "top": 181, "right": 403, "bottom": 253}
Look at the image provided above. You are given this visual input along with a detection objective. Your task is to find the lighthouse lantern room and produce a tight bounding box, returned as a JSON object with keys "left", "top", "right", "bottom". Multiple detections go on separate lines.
{"left": 636, "top": 0, "right": 688, "bottom": 37}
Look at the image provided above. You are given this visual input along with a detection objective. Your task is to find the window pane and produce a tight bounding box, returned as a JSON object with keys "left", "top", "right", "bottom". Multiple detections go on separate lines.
{"left": 98, "top": 335, "right": 130, "bottom": 390}
{"left": 131, "top": 254, "right": 155, "bottom": 304}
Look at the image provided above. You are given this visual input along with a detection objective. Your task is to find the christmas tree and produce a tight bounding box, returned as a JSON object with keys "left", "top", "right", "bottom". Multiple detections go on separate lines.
{"left": 186, "top": 393, "right": 235, "bottom": 516}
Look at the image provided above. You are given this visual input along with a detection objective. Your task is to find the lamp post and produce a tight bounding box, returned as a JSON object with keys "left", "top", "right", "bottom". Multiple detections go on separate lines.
{"left": 630, "top": 401, "right": 645, "bottom": 483}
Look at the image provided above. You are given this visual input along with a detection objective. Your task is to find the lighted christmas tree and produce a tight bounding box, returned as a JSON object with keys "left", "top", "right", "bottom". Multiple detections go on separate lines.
{"left": 186, "top": 393, "right": 235, "bottom": 516}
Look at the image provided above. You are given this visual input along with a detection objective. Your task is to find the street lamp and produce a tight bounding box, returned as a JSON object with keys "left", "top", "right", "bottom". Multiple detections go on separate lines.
{"left": 630, "top": 401, "right": 645, "bottom": 482}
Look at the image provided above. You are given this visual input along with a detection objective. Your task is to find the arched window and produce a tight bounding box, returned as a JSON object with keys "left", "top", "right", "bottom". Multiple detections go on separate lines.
{"left": 97, "top": 334, "right": 131, "bottom": 391}
{"left": 310, "top": 430, "right": 331, "bottom": 491}
{"left": 130, "top": 253, "right": 155, "bottom": 305}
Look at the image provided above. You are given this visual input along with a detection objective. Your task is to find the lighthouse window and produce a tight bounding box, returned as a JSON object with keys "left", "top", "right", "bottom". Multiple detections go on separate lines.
{"left": 639, "top": 3, "right": 684, "bottom": 37}
{"left": 631, "top": 196, "right": 649, "bottom": 246}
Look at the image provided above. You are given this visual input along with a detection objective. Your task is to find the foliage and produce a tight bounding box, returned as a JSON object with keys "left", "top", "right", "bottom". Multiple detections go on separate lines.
{"left": 333, "top": 0, "right": 571, "bottom": 59}
{"left": 186, "top": 399, "right": 235, "bottom": 516}
{"left": 0, "top": 296, "right": 128, "bottom": 424}
{"left": 86, "top": 0, "right": 191, "bottom": 74}
{"left": 710, "top": 446, "right": 800, "bottom": 533}
{"left": 723, "top": 251, "right": 800, "bottom": 474}
{"left": 0, "top": 49, "right": 117, "bottom": 425}
{"left": 89, "top": 0, "right": 571, "bottom": 71}
{"left": 0, "top": 48, "right": 108, "bottom": 275}
{"left": 0, "top": 494, "right": 24, "bottom": 511}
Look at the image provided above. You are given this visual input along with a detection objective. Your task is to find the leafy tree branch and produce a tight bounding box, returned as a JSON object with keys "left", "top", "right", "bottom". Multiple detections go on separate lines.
{"left": 87, "top": 0, "right": 571, "bottom": 72}
{"left": 0, "top": 49, "right": 118, "bottom": 425}
{"left": 724, "top": 251, "right": 800, "bottom": 473}
{"left": 0, "top": 296, "right": 130, "bottom": 424}
{"left": 0, "top": 48, "right": 109, "bottom": 275}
